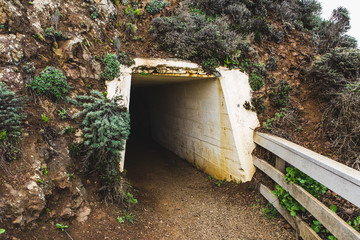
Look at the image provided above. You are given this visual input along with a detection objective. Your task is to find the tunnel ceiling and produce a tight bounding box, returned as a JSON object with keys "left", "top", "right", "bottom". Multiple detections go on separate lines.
{"left": 131, "top": 73, "right": 217, "bottom": 87}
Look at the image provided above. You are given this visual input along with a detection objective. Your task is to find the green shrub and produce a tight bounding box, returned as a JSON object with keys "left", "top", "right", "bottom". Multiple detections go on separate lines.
{"left": 146, "top": 0, "right": 168, "bottom": 15}
{"left": 29, "top": 66, "right": 71, "bottom": 100}
{"left": 72, "top": 91, "right": 130, "bottom": 203}
{"left": 102, "top": 54, "right": 120, "bottom": 81}
{"left": 249, "top": 72, "right": 264, "bottom": 91}
{"left": 306, "top": 48, "right": 360, "bottom": 98}
{"left": 125, "top": 4, "right": 140, "bottom": 20}
{"left": 151, "top": 11, "right": 241, "bottom": 72}
{"left": 0, "top": 83, "right": 24, "bottom": 167}
{"left": 118, "top": 51, "right": 134, "bottom": 66}
{"left": 314, "top": 7, "right": 355, "bottom": 53}
{"left": 273, "top": 167, "right": 326, "bottom": 217}
{"left": 269, "top": 80, "right": 291, "bottom": 107}
{"left": 44, "top": 27, "right": 67, "bottom": 40}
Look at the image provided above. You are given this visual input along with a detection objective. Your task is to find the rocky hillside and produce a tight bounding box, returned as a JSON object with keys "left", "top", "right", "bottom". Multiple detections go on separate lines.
{"left": 0, "top": 0, "right": 359, "bottom": 238}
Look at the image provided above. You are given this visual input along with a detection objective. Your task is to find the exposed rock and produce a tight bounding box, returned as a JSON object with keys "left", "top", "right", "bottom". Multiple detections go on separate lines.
{"left": 0, "top": 34, "right": 25, "bottom": 65}
{"left": 3, "top": 182, "right": 45, "bottom": 226}
{"left": 0, "top": 67, "right": 22, "bottom": 89}
{"left": 76, "top": 205, "right": 91, "bottom": 222}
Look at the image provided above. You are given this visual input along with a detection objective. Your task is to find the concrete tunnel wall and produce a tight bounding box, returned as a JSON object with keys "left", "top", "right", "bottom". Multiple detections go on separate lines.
{"left": 106, "top": 58, "right": 259, "bottom": 182}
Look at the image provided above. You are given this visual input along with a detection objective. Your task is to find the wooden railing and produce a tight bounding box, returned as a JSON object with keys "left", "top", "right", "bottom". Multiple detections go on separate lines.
{"left": 253, "top": 132, "right": 360, "bottom": 240}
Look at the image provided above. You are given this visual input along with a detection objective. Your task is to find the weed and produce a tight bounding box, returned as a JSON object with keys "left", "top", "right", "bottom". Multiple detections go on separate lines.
{"left": 102, "top": 54, "right": 120, "bottom": 81}
{"left": 37, "top": 178, "right": 43, "bottom": 184}
{"left": 125, "top": 4, "right": 140, "bottom": 20}
{"left": 272, "top": 184, "right": 305, "bottom": 217}
{"left": 215, "top": 180, "right": 226, "bottom": 187}
{"left": 249, "top": 72, "right": 264, "bottom": 91}
{"left": 348, "top": 216, "right": 360, "bottom": 231}
{"left": 90, "top": 6, "right": 99, "bottom": 19}
{"left": 60, "top": 126, "right": 74, "bottom": 135}
{"left": 29, "top": 66, "right": 70, "bottom": 101}
{"left": 117, "top": 216, "right": 125, "bottom": 223}
{"left": 208, "top": 175, "right": 214, "bottom": 180}
{"left": 146, "top": 0, "right": 168, "bottom": 15}
{"left": 122, "top": 210, "right": 136, "bottom": 223}
{"left": 55, "top": 223, "right": 68, "bottom": 231}
{"left": 44, "top": 27, "right": 67, "bottom": 40}
{"left": 124, "top": 192, "right": 138, "bottom": 205}
{"left": 269, "top": 80, "right": 291, "bottom": 107}
{"left": 58, "top": 108, "right": 67, "bottom": 120}
{"left": 23, "top": 62, "right": 36, "bottom": 74}
{"left": 41, "top": 114, "right": 49, "bottom": 123}
{"left": 118, "top": 51, "right": 134, "bottom": 66}
{"left": 0, "top": 229, "right": 5, "bottom": 234}
{"left": 262, "top": 203, "right": 279, "bottom": 219}
{"left": 125, "top": 22, "right": 137, "bottom": 35}
{"left": 42, "top": 166, "right": 48, "bottom": 175}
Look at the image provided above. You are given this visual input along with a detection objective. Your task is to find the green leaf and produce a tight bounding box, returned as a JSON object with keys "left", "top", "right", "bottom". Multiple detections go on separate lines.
{"left": 330, "top": 205, "right": 338, "bottom": 213}
{"left": 0, "top": 229, "right": 5, "bottom": 234}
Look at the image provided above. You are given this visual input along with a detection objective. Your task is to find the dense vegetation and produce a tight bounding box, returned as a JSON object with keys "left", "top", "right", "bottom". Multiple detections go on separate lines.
{"left": 0, "top": 83, "right": 24, "bottom": 170}
{"left": 72, "top": 91, "right": 131, "bottom": 203}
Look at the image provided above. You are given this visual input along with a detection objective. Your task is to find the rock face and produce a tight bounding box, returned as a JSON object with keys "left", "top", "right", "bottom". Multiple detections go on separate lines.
{"left": 2, "top": 182, "right": 45, "bottom": 226}
{"left": 0, "top": 0, "right": 122, "bottom": 229}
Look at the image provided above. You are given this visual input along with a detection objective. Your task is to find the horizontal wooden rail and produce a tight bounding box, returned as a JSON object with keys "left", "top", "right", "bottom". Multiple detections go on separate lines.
{"left": 254, "top": 132, "right": 360, "bottom": 209}
{"left": 254, "top": 156, "right": 360, "bottom": 240}
{"left": 259, "top": 184, "right": 321, "bottom": 240}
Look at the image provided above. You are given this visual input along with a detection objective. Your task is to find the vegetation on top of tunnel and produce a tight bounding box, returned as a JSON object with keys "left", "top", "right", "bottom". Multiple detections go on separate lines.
{"left": 71, "top": 90, "right": 131, "bottom": 204}
{"left": 150, "top": 1, "right": 360, "bottom": 171}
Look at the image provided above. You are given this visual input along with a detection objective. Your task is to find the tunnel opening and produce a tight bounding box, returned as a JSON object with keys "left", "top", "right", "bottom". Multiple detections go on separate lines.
{"left": 107, "top": 58, "right": 259, "bottom": 182}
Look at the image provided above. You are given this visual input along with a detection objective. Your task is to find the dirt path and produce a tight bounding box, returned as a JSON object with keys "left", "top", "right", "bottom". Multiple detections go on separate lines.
{"left": 124, "top": 141, "right": 296, "bottom": 240}
{"left": 6, "top": 141, "right": 296, "bottom": 240}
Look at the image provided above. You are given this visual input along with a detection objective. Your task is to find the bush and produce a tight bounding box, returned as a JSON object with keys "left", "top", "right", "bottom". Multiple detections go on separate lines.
{"left": 151, "top": 10, "right": 241, "bottom": 72}
{"left": 102, "top": 54, "right": 120, "bottom": 81}
{"left": 269, "top": 80, "right": 291, "bottom": 107}
{"left": 314, "top": 7, "right": 353, "bottom": 53}
{"left": 249, "top": 71, "right": 264, "bottom": 91}
{"left": 0, "top": 83, "right": 24, "bottom": 168}
{"left": 72, "top": 91, "right": 130, "bottom": 203}
{"left": 118, "top": 51, "right": 134, "bottom": 66}
{"left": 146, "top": 0, "right": 168, "bottom": 15}
{"left": 29, "top": 66, "right": 71, "bottom": 100}
{"left": 306, "top": 48, "right": 360, "bottom": 98}
{"left": 323, "top": 84, "right": 360, "bottom": 170}
{"left": 44, "top": 27, "right": 67, "bottom": 40}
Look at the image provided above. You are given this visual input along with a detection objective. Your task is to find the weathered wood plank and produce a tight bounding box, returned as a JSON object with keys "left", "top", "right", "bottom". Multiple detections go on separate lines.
{"left": 254, "top": 132, "right": 360, "bottom": 208}
{"left": 259, "top": 184, "right": 321, "bottom": 240}
{"left": 254, "top": 156, "right": 360, "bottom": 240}
{"left": 275, "top": 156, "right": 286, "bottom": 173}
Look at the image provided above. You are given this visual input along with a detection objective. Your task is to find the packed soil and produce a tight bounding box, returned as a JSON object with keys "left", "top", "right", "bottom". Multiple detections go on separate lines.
{"left": 6, "top": 140, "right": 296, "bottom": 240}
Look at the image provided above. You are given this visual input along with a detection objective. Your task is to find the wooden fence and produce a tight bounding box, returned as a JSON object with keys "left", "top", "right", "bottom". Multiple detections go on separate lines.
{"left": 253, "top": 132, "right": 360, "bottom": 240}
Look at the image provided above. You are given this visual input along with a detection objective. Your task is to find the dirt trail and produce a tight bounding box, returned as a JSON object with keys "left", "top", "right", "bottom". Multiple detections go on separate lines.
{"left": 124, "top": 141, "right": 297, "bottom": 240}
{"left": 5, "top": 141, "right": 296, "bottom": 240}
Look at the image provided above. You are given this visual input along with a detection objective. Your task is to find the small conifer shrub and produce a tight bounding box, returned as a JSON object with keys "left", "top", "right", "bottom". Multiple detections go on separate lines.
{"left": 29, "top": 66, "right": 70, "bottom": 101}
{"left": 102, "top": 54, "right": 120, "bottom": 81}
{"left": 0, "top": 83, "right": 24, "bottom": 168}
{"left": 146, "top": 0, "right": 168, "bottom": 15}
{"left": 72, "top": 91, "right": 130, "bottom": 203}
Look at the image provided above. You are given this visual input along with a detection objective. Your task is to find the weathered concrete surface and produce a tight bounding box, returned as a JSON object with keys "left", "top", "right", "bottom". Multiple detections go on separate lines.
{"left": 106, "top": 58, "right": 259, "bottom": 182}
